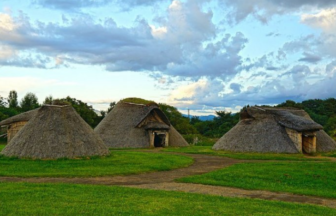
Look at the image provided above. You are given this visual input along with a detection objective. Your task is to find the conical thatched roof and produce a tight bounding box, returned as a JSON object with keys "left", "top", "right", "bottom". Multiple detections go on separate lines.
{"left": 0, "top": 109, "right": 38, "bottom": 126}
{"left": 1, "top": 105, "right": 109, "bottom": 159}
{"left": 94, "top": 102, "right": 188, "bottom": 148}
{"left": 168, "top": 125, "right": 189, "bottom": 147}
{"left": 213, "top": 107, "right": 335, "bottom": 153}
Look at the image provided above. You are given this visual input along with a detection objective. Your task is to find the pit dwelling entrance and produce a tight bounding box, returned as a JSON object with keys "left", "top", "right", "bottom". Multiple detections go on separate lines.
{"left": 302, "top": 132, "right": 316, "bottom": 154}
{"left": 148, "top": 130, "right": 169, "bottom": 148}
{"left": 154, "top": 132, "right": 166, "bottom": 147}
{"left": 286, "top": 128, "right": 316, "bottom": 154}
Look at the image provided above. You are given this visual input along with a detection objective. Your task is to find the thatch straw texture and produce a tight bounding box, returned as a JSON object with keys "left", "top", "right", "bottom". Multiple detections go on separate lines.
{"left": 315, "top": 130, "right": 336, "bottom": 152}
{"left": 0, "top": 109, "right": 38, "bottom": 126}
{"left": 94, "top": 102, "right": 188, "bottom": 148}
{"left": 169, "top": 125, "right": 189, "bottom": 147}
{"left": 271, "top": 110, "right": 322, "bottom": 132}
{"left": 213, "top": 107, "right": 336, "bottom": 153}
{"left": 1, "top": 105, "right": 109, "bottom": 159}
{"left": 213, "top": 106, "right": 335, "bottom": 153}
{"left": 213, "top": 116, "right": 299, "bottom": 153}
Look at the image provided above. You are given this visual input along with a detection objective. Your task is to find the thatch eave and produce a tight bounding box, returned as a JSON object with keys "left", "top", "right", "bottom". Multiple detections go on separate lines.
{"left": 274, "top": 111, "right": 323, "bottom": 132}
{"left": 136, "top": 107, "right": 171, "bottom": 128}
{"left": 144, "top": 122, "right": 170, "bottom": 130}
{"left": 0, "top": 109, "right": 39, "bottom": 126}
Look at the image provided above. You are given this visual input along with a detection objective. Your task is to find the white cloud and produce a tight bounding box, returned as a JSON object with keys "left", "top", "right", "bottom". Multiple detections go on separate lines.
{"left": 150, "top": 25, "right": 167, "bottom": 38}
{"left": 221, "top": 0, "right": 336, "bottom": 24}
{"left": 0, "top": 13, "right": 15, "bottom": 31}
{"left": 0, "top": 1, "right": 244, "bottom": 80}
{"left": 301, "top": 8, "right": 336, "bottom": 33}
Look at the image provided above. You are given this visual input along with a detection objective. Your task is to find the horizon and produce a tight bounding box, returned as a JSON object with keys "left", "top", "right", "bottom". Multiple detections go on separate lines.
{"left": 1, "top": 0, "right": 336, "bottom": 116}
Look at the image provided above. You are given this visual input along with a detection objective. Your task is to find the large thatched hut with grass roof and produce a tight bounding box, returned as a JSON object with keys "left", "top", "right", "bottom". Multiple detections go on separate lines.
{"left": 94, "top": 98, "right": 189, "bottom": 148}
{"left": 1, "top": 105, "right": 109, "bottom": 159}
{"left": 213, "top": 106, "right": 336, "bottom": 154}
{"left": 0, "top": 109, "right": 38, "bottom": 143}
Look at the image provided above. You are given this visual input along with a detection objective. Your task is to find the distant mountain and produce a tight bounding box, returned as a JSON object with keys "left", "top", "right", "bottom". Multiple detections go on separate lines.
{"left": 199, "top": 115, "right": 216, "bottom": 121}
{"left": 182, "top": 114, "right": 216, "bottom": 121}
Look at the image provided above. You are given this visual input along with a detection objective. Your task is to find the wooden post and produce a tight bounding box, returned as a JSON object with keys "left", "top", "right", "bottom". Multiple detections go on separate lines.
{"left": 148, "top": 130, "right": 154, "bottom": 148}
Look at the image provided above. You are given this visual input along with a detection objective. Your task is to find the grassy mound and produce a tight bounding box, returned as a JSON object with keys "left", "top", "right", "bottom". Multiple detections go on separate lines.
{"left": 121, "top": 97, "right": 156, "bottom": 105}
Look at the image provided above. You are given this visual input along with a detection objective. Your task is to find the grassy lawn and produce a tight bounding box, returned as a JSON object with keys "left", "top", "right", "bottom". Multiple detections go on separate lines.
{"left": 0, "top": 150, "right": 193, "bottom": 177}
{"left": 323, "top": 152, "right": 336, "bottom": 158}
{"left": 0, "top": 182, "right": 335, "bottom": 216}
{"left": 163, "top": 146, "right": 327, "bottom": 161}
{"left": 0, "top": 144, "right": 5, "bottom": 152}
{"left": 179, "top": 161, "right": 336, "bottom": 199}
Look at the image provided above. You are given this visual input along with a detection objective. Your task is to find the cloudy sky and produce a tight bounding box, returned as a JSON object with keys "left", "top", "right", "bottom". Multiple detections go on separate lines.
{"left": 0, "top": 0, "right": 336, "bottom": 115}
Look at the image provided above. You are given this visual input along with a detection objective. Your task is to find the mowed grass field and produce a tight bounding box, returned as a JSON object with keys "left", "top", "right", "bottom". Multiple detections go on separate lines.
{"left": 163, "top": 146, "right": 328, "bottom": 161}
{"left": 179, "top": 161, "right": 336, "bottom": 199}
{"left": 2, "top": 144, "right": 336, "bottom": 214}
{"left": 0, "top": 146, "right": 193, "bottom": 177}
{"left": 1, "top": 182, "right": 335, "bottom": 216}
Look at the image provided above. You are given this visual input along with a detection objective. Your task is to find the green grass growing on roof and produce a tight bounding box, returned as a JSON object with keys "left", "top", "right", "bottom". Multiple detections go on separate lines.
{"left": 121, "top": 97, "right": 156, "bottom": 105}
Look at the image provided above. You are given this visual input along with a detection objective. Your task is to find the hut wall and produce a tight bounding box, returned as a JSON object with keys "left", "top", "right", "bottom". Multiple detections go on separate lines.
{"left": 7, "top": 121, "right": 27, "bottom": 142}
{"left": 285, "top": 128, "right": 302, "bottom": 153}
{"left": 302, "top": 132, "right": 316, "bottom": 154}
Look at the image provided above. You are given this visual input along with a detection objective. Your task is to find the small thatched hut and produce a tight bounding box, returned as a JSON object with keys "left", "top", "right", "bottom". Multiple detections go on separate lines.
{"left": 1, "top": 105, "right": 109, "bottom": 159}
{"left": 213, "top": 107, "right": 336, "bottom": 153}
{"left": 0, "top": 109, "right": 38, "bottom": 143}
{"left": 94, "top": 101, "right": 189, "bottom": 148}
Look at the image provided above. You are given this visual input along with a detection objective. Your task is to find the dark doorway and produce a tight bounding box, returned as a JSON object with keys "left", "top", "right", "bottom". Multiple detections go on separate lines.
{"left": 154, "top": 133, "right": 166, "bottom": 147}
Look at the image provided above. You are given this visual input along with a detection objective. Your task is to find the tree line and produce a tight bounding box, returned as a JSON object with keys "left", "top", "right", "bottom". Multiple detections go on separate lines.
{"left": 0, "top": 91, "right": 335, "bottom": 141}
{"left": 0, "top": 91, "right": 114, "bottom": 128}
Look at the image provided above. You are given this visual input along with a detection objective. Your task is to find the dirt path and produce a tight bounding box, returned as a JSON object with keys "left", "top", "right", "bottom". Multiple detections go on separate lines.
{"left": 0, "top": 154, "right": 241, "bottom": 185}
{"left": 128, "top": 182, "right": 336, "bottom": 209}
{"left": 1, "top": 152, "right": 336, "bottom": 209}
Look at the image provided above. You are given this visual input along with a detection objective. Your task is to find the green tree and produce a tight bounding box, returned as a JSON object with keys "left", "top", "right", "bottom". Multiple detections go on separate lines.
{"left": 107, "top": 102, "right": 116, "bottom": 113}
{"left": 159, "top": 103, "right": 198, "bottom": 135}
{"left": 0, "top": 95, "right": 6, "bottom": 107}
{"left": 20, "top": 92, "right": 40, "bottom": 112}
{"left": 325, "top": 116, "right": 336, "bottom": 140}
{"left": 43, "top": 95, "right": 53, "bottom": 105}
{"left": 0, "top": 106, "right": 19, "bottom": 121}
{"left": 190, "top": 116, "right": 201, "bottom": 125}
{"left": 277, "top": 100, "right": 304, "bottom": 109}
{"left": 7, "top": 90, "right": 18, "bottom": 109}
{"left": 59, "top": 96, "right": 100, "bottom": 127}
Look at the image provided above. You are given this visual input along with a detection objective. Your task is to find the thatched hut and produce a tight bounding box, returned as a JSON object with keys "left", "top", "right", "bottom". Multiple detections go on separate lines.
{"left": 213, "top": 107, "right": 336, "bottom": 153}
{"left": 94, "top": 101, "right": 189, "bottom": 148}
{"left": 0, "top": 109, "right": 38, "bottom": 143}
{"left": 1, "top": 105, "right": 109, "bottom": 159}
